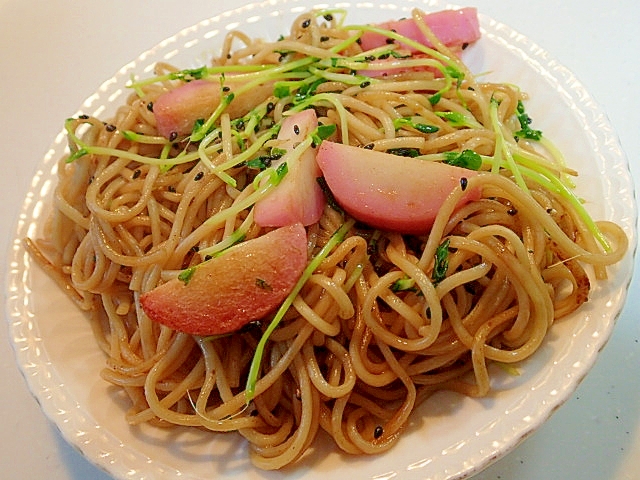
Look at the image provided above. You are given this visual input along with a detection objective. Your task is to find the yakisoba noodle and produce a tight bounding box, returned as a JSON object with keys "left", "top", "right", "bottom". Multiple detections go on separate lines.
{"left": 26, "top": 8, "right": 628, "bottom": 470}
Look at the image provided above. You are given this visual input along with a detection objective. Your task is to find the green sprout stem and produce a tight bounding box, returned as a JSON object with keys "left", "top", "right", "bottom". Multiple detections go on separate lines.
{"left": 244, "top": 218, "right": 356, "bottom": 403}
{"left": 128, "top": 64, "right": 274, "bottom": 90}
{"left": 202, "top": 162, "right": 287, "bottom": 228}
{"left": 480, "top": 152, "right": 612, "bottom": 253}
{"left": 291, "top": 92, "right": 351, "bottom": 144}
{"left": 120, "top": 131, "right": 170, "bottom": 145}
{"left": 208, "top": 125, "right": 281, "bottom": 177}
{"left": 489, "top": 98, "right": 528, "bottom": 191}
{"left": 198, "top": 211, "right": 254, "bottom": 258}
{"left": 346, "top": 24, "right": 454, "bottom": 67}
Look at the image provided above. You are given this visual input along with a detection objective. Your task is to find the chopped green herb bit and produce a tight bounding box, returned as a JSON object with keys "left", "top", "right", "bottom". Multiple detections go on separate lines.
{"left": 414, "top": 123, "right": 439, "bottom": 134}
{"left": 393, "top": 117, "right": 439, "bottom": 134}
{"left": 246, "top": 157, "right": 270, "bottom": 170}
{"left": 255, "top": 278, "right": 273, "bottom": 290}
{"left": 387, "top": 147, "right": 421, "bottom": 158}
{"left": 246, "top": 147, "right": 286, "bottom": 170}
{"left": 316, "top": 176, "right": 344, "bottom": 214}
{"left": 391, "top": 277, "right": 417, "bottom": 293}
{"left": 432, "top": 238, "right": 450, "bottom": 284}
{"left": 389, "top": 50, "right": 411, "bottom": 59}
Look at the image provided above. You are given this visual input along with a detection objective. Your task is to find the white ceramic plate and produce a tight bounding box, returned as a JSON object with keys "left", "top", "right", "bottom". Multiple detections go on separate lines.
{"left": 6, "top": 1, "right": 637, "bottom": 479}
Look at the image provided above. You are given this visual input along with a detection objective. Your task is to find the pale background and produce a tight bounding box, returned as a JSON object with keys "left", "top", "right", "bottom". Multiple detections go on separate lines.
{"left": 1, "top": 1, "right": 638, "bottom": 479}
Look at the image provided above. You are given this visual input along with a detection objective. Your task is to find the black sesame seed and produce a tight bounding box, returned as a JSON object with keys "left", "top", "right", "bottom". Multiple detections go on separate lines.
{"left": 302, "top": 18, "right": 311, "bottom": 28}
{"left": 222, "top": 86, "right": 231, "bottom": 92}
{"left": 79, "top": 114, "right": 90, "bottom": 120}
{"left": 266, "top": 102, "right": 275, "bottom": 113}
{"left": 323, "top": 13, "right": 333, "bottom": 21}
{"left": 460, "top": 177, "right": 468, "bottom": 191}
{"left": 374, "top": 426, "right": 384, "bottom": 439}
{"left": 169, "top": 131, "right": 178, "bottom": 142}
{"left": 132, "top": 169, "right": 141, "bottom": 179}
{"left": 105, "top": 123, "right": 116, "bottom": 132}
{"left": 363, "top": 143, "right": 374, "bottom": 150}
{"left": 146, "top": 101, "right": 154, "bottom": 112}
{"left": 320, "top": 35, "right": 330, "bottom": 42}
{"left": 293, "top": 124, "right": 300, "bottom": 135}
{"left": 168, "top": 186, "right": 176, "bottom": 193}
{"left": 507, "top": 208, "right": 517, "bottom": 216}
{"left": 360, "top": 81, "right": 371, "bottom": 88}
{"left": 194, "top": 171, "right": 204, "bottom": 181}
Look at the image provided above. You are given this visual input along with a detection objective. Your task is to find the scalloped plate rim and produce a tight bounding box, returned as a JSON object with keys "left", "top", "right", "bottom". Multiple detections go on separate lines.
{"left": 5, "top": 1, "right": 637, "bottom": 479}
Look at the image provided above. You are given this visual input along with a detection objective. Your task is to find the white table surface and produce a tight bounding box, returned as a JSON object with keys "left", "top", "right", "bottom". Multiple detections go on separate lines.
{"left": 1, "top": 1, "right": 638, "bottom": 479}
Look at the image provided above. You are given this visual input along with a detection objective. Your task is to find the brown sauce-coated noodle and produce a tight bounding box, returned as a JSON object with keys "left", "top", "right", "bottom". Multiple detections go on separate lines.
{"left": 25, "top": 9, "right": 627, "bottom": 470}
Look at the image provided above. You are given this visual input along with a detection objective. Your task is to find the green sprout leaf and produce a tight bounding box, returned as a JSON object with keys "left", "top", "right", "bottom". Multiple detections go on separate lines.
{"left": 311, "top": 124, "right": 336, "bottom": 146}
{"left": 168, "top": 66, "right": 209, "bottom": 82}
{"left": 393, "top": 117, "right": 439, "bottom": 134}
{"left": 178, "top": 266, "right": 196, "bottom": 285}
{"left": 443, "top": 149, "right": 483, "bottom": 170}
{"left": 244, "top": 218, "right": 356, "bottom": 403}
{"left": 274, "top": 83, "right": 292, "bottom": 98}
{"left": 514, "top": 100, "right": 543, "bottom": 141}
{"left": 387, "top": 147, "right": 421, "bottom": 158}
